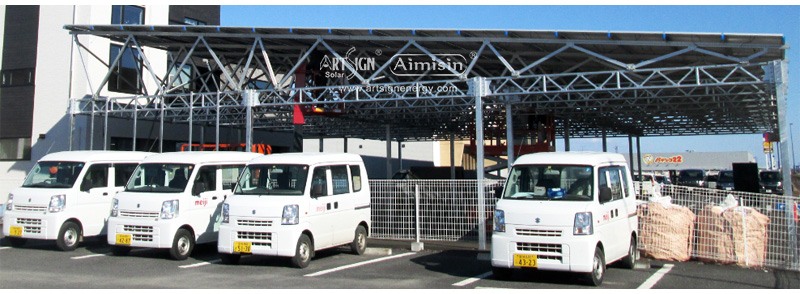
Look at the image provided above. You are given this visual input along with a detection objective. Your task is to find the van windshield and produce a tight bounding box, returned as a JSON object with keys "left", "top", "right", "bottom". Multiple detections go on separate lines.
{"left": 125, "top": 163, "right": 194, "bottom": 193}
{"left": 235, "top": 164, "right": 309, "bottom": 196}
{"left": 718, "top": 171, "right": 734, "bottom": 182}
{"left": 22, "top": 161, "right": 85, "bottom": 188}
{"left": 502, "top": 165, "right": 593, "bottom": 201}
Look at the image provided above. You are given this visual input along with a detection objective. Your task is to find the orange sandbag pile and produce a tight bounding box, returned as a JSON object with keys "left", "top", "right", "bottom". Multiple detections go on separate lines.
{"left": 695, "top": 205, "right": 770, "bottom": 267}
{"left": 638, "top": 202, "right": 696, "bottom": 261}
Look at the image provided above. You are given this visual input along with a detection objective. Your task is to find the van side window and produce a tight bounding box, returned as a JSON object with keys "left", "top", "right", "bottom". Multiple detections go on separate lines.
{"left": 114, "top": 163, "right": 138, "bottom": 187}
{"left": 81, "top": 164, "right": 109, "bottom": 191}
{"left": 311, "top": 167, "right": 329, "bottom": 197}
{"left": 221, "top": 165, "right": 243, "bottom": 191}
{"left": 617, "top": 167, "right": 630, "bottom": 198}
{"left": 193, "top": 166, "right": 217, "bottom": 195}
{"left": 607, "top": 167, "right": 624, "bottom": 200}
{"left": 350, "top": 165, "right": 361, "bottom": 192}
{"left": 331, "top": 165, "right": 350, "bottom": 195}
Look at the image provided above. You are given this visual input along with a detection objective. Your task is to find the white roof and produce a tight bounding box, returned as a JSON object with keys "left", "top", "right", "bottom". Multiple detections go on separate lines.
{"left": 248, "top": 152, "right": 364, "bottom": 166}
{"left": 140, "top": 151, "right": 262, "bottom": 165}
{"left": 39, "top": 151, "right": 154, "bottom": 163}
{"left": 513, "top": 152, "right": 627, "bottom": 167}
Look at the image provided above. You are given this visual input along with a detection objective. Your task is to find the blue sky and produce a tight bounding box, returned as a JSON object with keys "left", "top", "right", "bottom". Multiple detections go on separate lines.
{"left": 221, "top": 5, "right": 800, "bottom": 168}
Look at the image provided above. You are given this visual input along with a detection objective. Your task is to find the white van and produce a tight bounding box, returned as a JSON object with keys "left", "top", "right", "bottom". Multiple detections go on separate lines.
{"left": 218, "top": 153, "right": 370, "bottom": 268}
{"left": 3, "top": 151, "right": 153, "bottom": 251}
{"left": 107, "top": 151, "right": 261, "bottom": 260}
{"left": 491, "top": 152, "right": 638, "bottom": 286}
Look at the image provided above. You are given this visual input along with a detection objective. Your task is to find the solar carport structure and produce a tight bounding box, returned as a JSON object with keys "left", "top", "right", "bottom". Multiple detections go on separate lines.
{"left": 63, "top": 28, "right": 792, "bottom": 184}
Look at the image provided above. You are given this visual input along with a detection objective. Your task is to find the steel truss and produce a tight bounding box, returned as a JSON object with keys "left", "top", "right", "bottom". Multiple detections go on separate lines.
{"left": 65, "top": 25, "right": 786, "bottom": 142}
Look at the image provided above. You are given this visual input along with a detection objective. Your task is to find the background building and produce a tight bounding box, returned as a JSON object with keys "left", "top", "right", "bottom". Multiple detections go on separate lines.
{"left": 0, "top": 5, "right": 221, "bottom": 207}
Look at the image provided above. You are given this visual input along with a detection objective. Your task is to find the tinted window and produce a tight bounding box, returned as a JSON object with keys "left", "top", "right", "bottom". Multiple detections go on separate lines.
{"left": 114, "top": 163, "right": 139, "bottom": 186}
{"left": 331, "top": 165, "right": 350, "bottom": 195}
{"left": 193, "top": 166, "right": 216, "bottom": 195}
{"left": 81, "top": 164, "right": 109, "bottom": 190}
{"left": 350, "top": 165, "right": 362, "bottom": 192}
{"left": 311, "top": 167, "right": 329, "bottom": 197}
{"left": 22, "top": 161, "right": 85, "bottom": 188}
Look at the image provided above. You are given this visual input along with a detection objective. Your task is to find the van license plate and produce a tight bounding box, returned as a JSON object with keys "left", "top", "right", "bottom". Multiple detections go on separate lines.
{"left": 234, "top": 241, "right": 252, "bottom": 253}
{"left": 513, "top": 253, "right": 538, "bottom": 268}
{"left": 9, "top": 226, "right": 23, "bottom": 237}
{"left": 116, "top": 234, "right": 132, "bottom": 245}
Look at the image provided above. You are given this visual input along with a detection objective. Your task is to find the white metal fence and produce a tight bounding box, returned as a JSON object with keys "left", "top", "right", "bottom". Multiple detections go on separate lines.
{"left": 368, "top": 179, "right": 800, "bottom": 272}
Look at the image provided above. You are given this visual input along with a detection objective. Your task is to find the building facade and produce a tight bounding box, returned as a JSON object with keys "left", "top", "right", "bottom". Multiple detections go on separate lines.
{"left": 0, "top": 5, "right": 221, "bottom": 206}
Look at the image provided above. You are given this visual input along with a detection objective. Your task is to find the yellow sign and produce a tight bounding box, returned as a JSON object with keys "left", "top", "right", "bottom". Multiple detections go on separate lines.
{"left": 763, "top": 142, "right": 773, "bottom": 153}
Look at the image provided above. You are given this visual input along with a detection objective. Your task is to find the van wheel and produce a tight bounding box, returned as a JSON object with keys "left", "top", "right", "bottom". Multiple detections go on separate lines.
{"left": 291, "top": 234, "right": 312, "bottom": 268}
{"left": 56, "top": 221, "right": 81, "bottom": 251}
{"left": 585, "top": 247, "right": 606, "bottom": 286}
{"left": 492, "top": 266, "right": 513, "bottom": 280}
{"left": 350, "top": 225, "right": 367, "bottom": 255}
{"left": 111, "top": 245, "right": 131, "bottom": 256}
{"left": 621, "top": 235, "right": 638, "bottom": 269}
{"left": 170, "top": 229, "right": 194, "bottom": 260}
{"left": 220, "top": 253, "right": 241, "bottom": 265}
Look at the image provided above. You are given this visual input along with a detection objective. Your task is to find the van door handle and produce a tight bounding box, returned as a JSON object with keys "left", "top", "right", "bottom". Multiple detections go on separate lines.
{"left": 102, "top": 192, "right": 108, "bottom": 196}
{"left": 327, "top": 203, "right": 331, "bottom": 210}
{"left": 212, "top": 196, "right": 218, "bottom": 200}
{"left": 334, "top": 202, "right": 338, "bottom": 209}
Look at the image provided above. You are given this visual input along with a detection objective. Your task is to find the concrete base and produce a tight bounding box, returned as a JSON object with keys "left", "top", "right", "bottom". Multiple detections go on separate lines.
{"left": 365, "top": 247, "right": 392, "bottom": 255}
{"left": 634, "top": 258, "right": 651, "bottom": 270}
{"left": 411, "top": 242, "right": 424, "bottom": 252}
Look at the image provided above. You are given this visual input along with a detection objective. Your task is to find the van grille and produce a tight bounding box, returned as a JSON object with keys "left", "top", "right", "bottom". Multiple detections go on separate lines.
{"left": 119, "top": 210, "right": 160, "bottom": 218}
{"left": 237, "top": 219, "right": 273, "bottom": 227}
{"left": 16, "top": 218, "right": 42, "bottom": 226}
{"left": 123, "top": 225, "right": 154, "bottom": 233}
{"left": 517, "top": 242, "right": 562, "bottom": 254}
{"left": 14, "top": 205, "right": 47, "bottom": 212}
{"left": 516, "top": 228, "right": 562, "bottom": 237}
{"left": 237, "top": 231, "right": 272, "bottom": 241}
{"left": 133, "top": 234, "right": 153, "bottom": 242}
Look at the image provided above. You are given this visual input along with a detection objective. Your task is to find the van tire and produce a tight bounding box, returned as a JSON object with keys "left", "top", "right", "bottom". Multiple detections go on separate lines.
{"left": 170, "top": 228, "right": 194, "bottom": 260}
{"left": 291, "top": 234, "right": 312, "bottom": 268}
{"left": 585, "top": 247, "right": 606, "bottom": 286}
{"left": 111, "top": 245, "right": 131, "bottom": 256}
{"left": 7, "top": 237, "right": 27, "bottom": 248}
{"left": 220, "top": 253, "right": 241, "bottom": 265}
{"left": 492, "top": 266, "right": 513, "bottom": 280}
{"left": 350, "top": 225, "right": 367, "bottom": 255}
{"left": 56, "top": 221, "right": 81, "bottom": 251}
{"left": 621, "top": 235, "right": 638, "bottom": 269}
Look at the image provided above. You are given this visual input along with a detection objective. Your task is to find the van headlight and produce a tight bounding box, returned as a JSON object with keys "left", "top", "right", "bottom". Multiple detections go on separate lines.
{"left": 49, "top": 194, "right": 66, "bottom": 213}
{"left": 5, "top": 194, "right": 13, "bottom": 211}
{"left": 160, "top": 200, "right": 179, "bottom": 219}
{"left": 493, "top": 209, "right": 505, "bottom": 232}
{"left": 573, "top": 212, "right": 593, "bottom": 235}
{"left": 281, "top": 204, "right": 299, "bottom": 225}
{"left": 110, "top": 198, "right": 119, "bottom": 217}
{"left": 222, "top": 203, "right": 230, "bottom": 224}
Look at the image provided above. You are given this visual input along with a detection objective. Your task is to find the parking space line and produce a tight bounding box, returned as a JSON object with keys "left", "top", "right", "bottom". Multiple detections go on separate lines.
{"left": 453, "top": 271, "right": 492, "bottom": 286}
{"left": 304, "top": 252, "right": 417, "bottom": 277}
{"left": 637, "top": 263, "right": 674, "bottom": 289}
{"left": 71, "top": 253, "right": 107, "bottom": 260}
{"left": 179, "top": 259, "right": 220, "bottom": 269}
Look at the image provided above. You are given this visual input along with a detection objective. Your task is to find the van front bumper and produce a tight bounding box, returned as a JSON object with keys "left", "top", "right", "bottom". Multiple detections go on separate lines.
{"left": 107, "top": 216, "right": 178, "bottom": 249}
{"left": 490, "top": 228, "right": 597, "bottom": 273}
{"left": 2, "top": 210, "right": 65, "bottom": 241}
{"left": 218, "top": 217, "right": 301, "bottom": 258}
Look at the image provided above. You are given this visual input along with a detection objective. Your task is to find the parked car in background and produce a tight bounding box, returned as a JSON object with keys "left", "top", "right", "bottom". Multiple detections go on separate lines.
{"left": 716, "top": 170, "right": 735, "bottom": 191}
{"left": 677, "top": 169, "right": 707, "bottom": 188}
{"left": 759, "top": 170, "right": 784, "bottom": 195}
{"left": 634, "top": 172, "right": 673, "bottom": 197}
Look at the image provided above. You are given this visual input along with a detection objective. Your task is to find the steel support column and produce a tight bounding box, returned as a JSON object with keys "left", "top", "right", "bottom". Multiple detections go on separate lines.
{"left": 450, "top": 133, "right": 456, "bottom": 180}
{"left": 386, "top": 125, "right": 392, "bottom": 179}
{"left": 602, "top": 128, "right": 607, "bottom": 152}
{"left": 628, "top": 135, "right": 634, "bottom": 176}
{"left": 506, "top": 102, "right": 515, "bottom": 168}
{"left": 770, "top": 60, "right": 798, "bottom": 268}
{"left": 472, "top": 77, "right": 488, "bottom": 251}
{"left": 244, "top": 90, "right": 254, "bottom": 153}
{"left": 564, "top": 118, "right": 571, "bottom": 151}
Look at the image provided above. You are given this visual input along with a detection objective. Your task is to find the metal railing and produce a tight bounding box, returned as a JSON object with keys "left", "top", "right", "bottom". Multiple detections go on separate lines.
{"left": 368, "top": 179, "right": 800, "bottom": 272}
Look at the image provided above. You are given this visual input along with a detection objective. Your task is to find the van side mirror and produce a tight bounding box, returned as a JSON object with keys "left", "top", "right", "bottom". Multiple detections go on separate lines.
{"left": 599, "top": 186, "right": 613, "bottom": 203}
{"left": 80, "top": 179, "right": 92, "bottom": 192}
{"left": 311, "top": 183, "right": 324, "bottom": 198}
{"left": 192, "top": 184, "right": 205, "bottom": 196}
{"left": 494, "top": 186, "right": 504, "bottom": 199}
